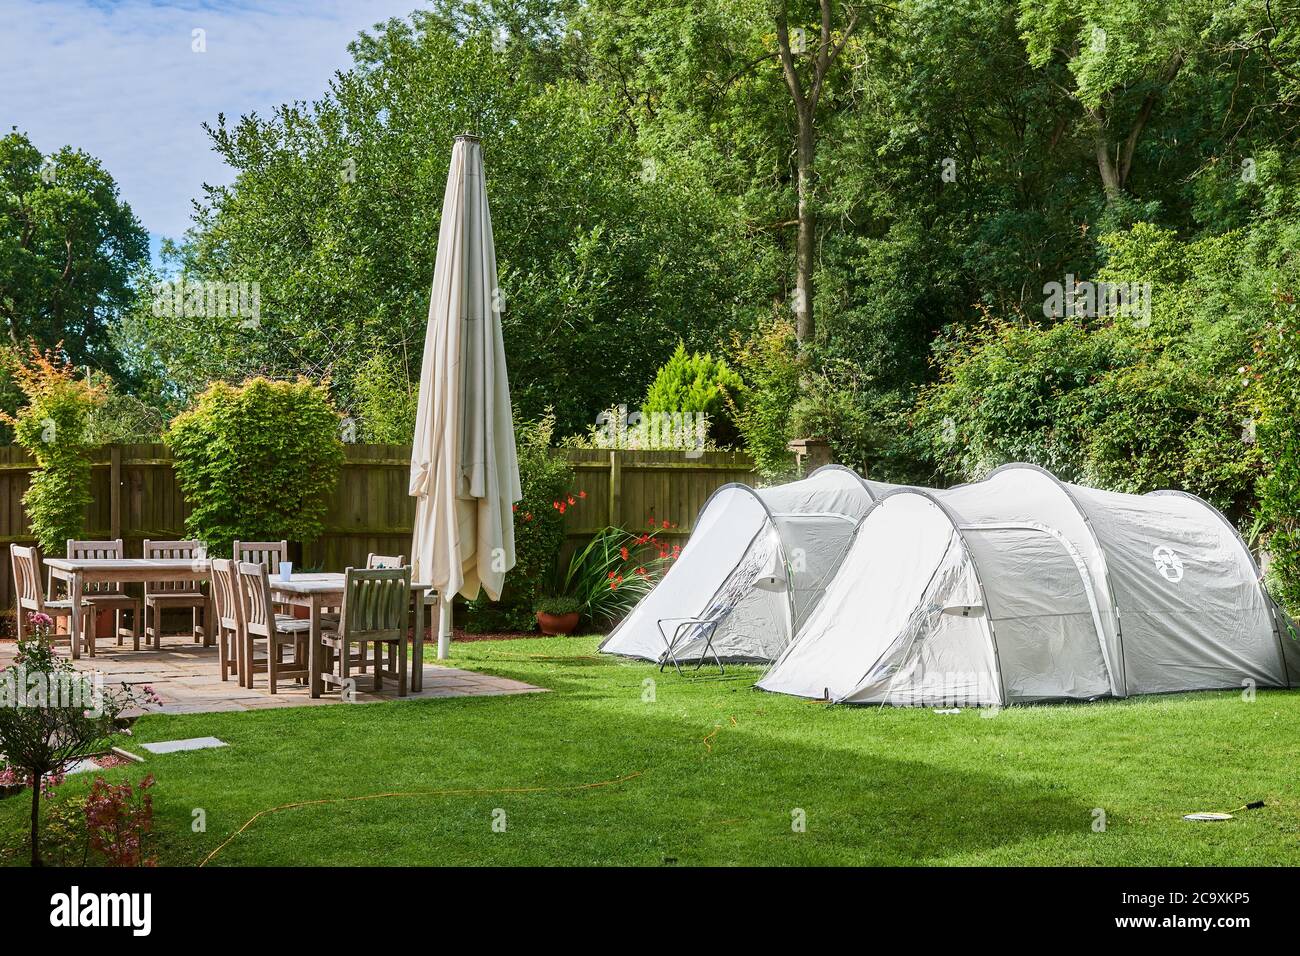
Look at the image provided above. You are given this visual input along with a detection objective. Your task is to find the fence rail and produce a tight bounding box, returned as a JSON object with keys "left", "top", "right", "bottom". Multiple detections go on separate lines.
{"left": 0, "top": 444, "right": 755, "bottom": 614}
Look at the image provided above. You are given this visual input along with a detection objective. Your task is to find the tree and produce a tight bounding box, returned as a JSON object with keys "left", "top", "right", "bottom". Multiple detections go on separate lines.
{"left": 1018, "top": 1, "right": 1209, "bottom": 206}
{"left": 0, "top": 616, "right": 147, "bottom": 865}
{"left": 0, "top": 346, "right": 107, "bottom": 553}
{"left": 115, "top": 16, "right": 750, "bottom": 436}
{"left": 773, "top": 0, "right": 863, "bottom": 342}
{"left": 0, "top": 130, "right": 148, "bottom": 373}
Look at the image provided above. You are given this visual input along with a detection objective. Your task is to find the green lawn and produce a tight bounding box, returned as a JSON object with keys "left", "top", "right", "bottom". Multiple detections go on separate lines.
{"left": 4, "top": 635, "right": 1299, "bottom": 866}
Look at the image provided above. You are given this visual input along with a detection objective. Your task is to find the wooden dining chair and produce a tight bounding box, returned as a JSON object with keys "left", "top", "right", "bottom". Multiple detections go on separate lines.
{"left": 67, "top": 539, "right": 141, "bottom": 650}
{"left": 142, "top": 539, "right": 208, "bottom": 649}
{"left": 10, "top": 544, "right": 96, "bottom": 651}
{"left": 233, "top": 540, "right": 289, "bottom": 571}
{"left": 320, "top": 555, "right": 407, "bottom": 672}
{"left": 209, "top": 559, "right": 243, "bottom": 683}
{"left": 320, "top": 567, "right": 410, "bottom": 698}
{"left": 235, "top": 561, "right": 315, "bottom": 693}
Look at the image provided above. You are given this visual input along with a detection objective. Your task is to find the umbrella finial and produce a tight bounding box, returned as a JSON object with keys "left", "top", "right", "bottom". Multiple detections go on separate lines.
{"left": 456, "top": 131, "right": 481, "bottom": 143}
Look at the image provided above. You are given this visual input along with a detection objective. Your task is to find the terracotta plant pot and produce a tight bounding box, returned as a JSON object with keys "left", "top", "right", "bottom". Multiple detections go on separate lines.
{"left": 53, "top": 607, "right": 115, "bottom": 637}
{"left": 536, "top": 611, "right": 581, "bottom": 636}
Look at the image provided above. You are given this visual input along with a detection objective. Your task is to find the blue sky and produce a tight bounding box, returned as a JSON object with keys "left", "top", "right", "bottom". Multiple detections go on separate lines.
{"left": 2, "top": 0, "right": 425, "bottom": 262}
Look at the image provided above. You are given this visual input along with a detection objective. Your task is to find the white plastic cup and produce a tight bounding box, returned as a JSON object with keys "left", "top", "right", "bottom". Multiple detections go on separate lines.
{"left": 279, "top": 561, "right": 293, "bottom": 581}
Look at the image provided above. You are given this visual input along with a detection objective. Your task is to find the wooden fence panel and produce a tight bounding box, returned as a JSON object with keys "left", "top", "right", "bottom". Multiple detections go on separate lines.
{"left": 0, "top": 445, "right": 755, "bottom": 617}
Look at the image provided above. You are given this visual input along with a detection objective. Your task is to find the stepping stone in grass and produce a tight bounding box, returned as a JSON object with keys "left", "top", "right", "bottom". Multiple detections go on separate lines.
{"left": 141, "top": 736, "right": 228, "bottom": 754}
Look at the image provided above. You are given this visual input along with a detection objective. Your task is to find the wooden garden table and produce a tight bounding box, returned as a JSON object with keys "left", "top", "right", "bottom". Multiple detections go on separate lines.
{"left": 43, "top": 557, "right": 211, "bottom": 660}
{"left": 268, "top": 573, "right": 436, "bottom": 697}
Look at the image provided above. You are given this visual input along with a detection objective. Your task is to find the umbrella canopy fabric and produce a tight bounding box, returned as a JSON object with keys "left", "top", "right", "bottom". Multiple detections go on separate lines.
{"left": 410, "top": 135, "right": 521, "bottom": 602}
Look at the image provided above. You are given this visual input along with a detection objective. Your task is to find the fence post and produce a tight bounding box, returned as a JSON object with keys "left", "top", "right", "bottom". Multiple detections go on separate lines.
{"left": 109, "top": 445, "right": 121, "bottom": 541}
{"left": 608, "top": 450, "right": 621, "bottom": 527}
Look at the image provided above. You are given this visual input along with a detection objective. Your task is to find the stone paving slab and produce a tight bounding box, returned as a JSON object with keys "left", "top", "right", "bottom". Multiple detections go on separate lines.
{"left": 141, "top": 736, "right": 228, "bottom": 754}
{"left": 0, "top": 641, "right": 546, "bottom": 716}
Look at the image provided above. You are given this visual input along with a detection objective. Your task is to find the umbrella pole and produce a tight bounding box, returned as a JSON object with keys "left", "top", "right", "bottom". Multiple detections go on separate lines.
{"left": 437, "top": 595, "right": 452, "bottom": 660}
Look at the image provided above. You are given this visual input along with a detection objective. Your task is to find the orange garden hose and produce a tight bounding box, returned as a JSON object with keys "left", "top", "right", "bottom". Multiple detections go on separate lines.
{"left": 199, "top": 770, "right": 644, "bottom": 866}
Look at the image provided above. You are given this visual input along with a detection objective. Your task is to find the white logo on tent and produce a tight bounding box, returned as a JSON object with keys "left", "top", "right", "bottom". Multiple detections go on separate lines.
{"left": 1152, "top": 546, "right": 1184, "bottom": 582}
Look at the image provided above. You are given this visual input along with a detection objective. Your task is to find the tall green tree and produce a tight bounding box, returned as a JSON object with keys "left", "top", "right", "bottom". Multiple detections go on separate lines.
{"left": 0, "top": 130, "right": 148, "bottom": 371}
{"left": 115, "top": 15, "right": 752, "bottom": 436}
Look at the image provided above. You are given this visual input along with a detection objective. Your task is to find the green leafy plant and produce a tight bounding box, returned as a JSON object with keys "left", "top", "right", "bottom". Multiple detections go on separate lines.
{"left": 85, "top": 386, "right": 169, "bottom": 444}
{"left": 730, "top": 318, "right": 803, "bottom": 480}
{"left": 534, "top": 595, "right": 583, "bottom": 616}
{"left": 465, "top": 409, "right": 577, "bottom": 632}
{"left": 642, "top": 341, "right": 744, "bottom": 445}
{"left": 0, "top": 346, "right": 107, "bottom": 553}
{"left": 1253, "top": 261, "right": 1300, "bottom": 613}
{"left": 165, "top": 376, "right": 344, "bottom": 556}
{"left": 550, "top": 526, "right": 669, "bottom": 628}
{"left": 351, "top": 352, "right": 417, "bottom": 444}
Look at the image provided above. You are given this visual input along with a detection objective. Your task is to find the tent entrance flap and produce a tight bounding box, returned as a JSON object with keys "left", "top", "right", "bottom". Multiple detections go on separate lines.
{"left": 962, "top": 525, "right": 1113, "bottom": 702}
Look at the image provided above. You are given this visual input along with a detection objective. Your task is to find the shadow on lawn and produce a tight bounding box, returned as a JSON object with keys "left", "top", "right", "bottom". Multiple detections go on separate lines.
{"left": 158, "top": 703, "right": 1087, "bottom": 865}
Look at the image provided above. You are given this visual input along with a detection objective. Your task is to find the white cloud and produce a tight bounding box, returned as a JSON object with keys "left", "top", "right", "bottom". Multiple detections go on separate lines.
{"left": 1, "top": 0, "right": 423, "bottom": 242}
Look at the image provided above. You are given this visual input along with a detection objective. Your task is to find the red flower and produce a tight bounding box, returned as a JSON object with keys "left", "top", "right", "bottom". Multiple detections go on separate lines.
{"left": 553, "top": 501, "right": 561, "bottom": 510}
{"left": 579, "top": 490, "right": 587, "bottom": 499}
{"left": 567, "top": 495, "right": 576, "bottom": 505}
{"left": 512, "top": 503, "right": 518, "bottom": 512}
{"left": 648, "top": 518, "right": 657, "bottom": 528}
{"left": 620, "top": 546, "right": 629, "bottom": 561}
{"left": 662, "top": 519, "right": 670, "bottom": 529}
{"left": 607, "top": 570, "right": 617, "bottom": 580}
{"left": 523, "top": 512, "right": 533, "bottom": 521}
{"left": 635, "top": 566, "right": 647, "bottom": 576}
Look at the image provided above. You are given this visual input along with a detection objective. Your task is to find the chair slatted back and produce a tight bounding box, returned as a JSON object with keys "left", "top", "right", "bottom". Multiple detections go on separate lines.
{"left": 233, "top": 540, "right": 288, "bottom": 571}
{"left": 143, "top": 539, "right": 205, "bottom": 593}
{"left": 366, "top": 553, "right": 406, "bottom": 570}
{"left": 235, "top": 561, "right": 274, "bottom": 638}
{"left": 67, "top": 539, "right": 125, "bottom": 593}
{"left": 338, "top": 567, "right": 410, "bottom": 641}
{"left": 210, "top": 559, "right": 240, "bottom": 631}
{"left": 10, "top": 544, "right": 45, "bottom": 612}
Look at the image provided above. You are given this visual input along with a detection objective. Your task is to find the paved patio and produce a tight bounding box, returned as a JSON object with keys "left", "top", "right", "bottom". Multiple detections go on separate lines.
{"left": 0, "top": 640, "right": 546, "bottom": 715}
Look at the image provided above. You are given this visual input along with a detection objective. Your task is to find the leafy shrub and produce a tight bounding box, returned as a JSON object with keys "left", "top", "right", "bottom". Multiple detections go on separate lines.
{"left": 0, "top": 347, "right": 106, "bottom": 553}
{"left": 84, "top": 775, "right": 156, "bottom": 867}
{"left": 548, "top": 526, "right": 667, "bottom": 628}
{"left": 465, "top": 410, "right": 577, "bottom": 632}
{"left": 534, "top": 595, "right": 584, "bottom": 616}
{"left": 642, "top": 341, "right": 744, "bottom": 445}
{"left": 913, "top": 316, "right": 1123, "bottom": 484}
{"left": 561, "top": 404, "right": 721, "bottom": 452}
{"left": 165, "top": 376, "right": 344, "bottom": 555}
{"left": 1253, "top": 258, "right": 1300, "bottom": 612}
{"left": 730, "top": 317, "right": 802, "bottom": 480}
{"left": 351, "top": 352, "right": 417, "bottom": 444}
{"left": 85, "top": 387, "right": 168, "bottom": 444}
{"left": 788, "top": 360, "right": 899, "bottom": 476}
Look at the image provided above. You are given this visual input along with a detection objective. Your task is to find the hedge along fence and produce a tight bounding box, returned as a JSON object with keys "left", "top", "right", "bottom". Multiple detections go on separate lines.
{"left": 0, "top": 444, "right": 755, "bottom": 617}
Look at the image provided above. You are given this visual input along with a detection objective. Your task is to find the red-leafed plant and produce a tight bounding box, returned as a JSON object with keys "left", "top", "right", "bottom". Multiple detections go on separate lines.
{"left": 84, "top": 774, "right": 156, "bottom": 867}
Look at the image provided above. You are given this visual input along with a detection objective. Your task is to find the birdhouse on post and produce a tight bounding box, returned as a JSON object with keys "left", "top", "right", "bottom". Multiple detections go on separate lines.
{"left": 787, "top": 437, "right": 834, "bottom": 476}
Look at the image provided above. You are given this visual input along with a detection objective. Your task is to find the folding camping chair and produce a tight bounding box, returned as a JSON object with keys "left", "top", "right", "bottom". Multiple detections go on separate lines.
{"left": 653, "top": 535, "right": 790, "bottom": 677}
{"left": 655, "top": 616, "right": 726, "bottom": 677}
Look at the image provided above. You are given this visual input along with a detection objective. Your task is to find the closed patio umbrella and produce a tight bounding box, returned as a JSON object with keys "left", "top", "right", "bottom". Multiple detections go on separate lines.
{"left": 410, "top": 134, "right": 521, "bottom": 659}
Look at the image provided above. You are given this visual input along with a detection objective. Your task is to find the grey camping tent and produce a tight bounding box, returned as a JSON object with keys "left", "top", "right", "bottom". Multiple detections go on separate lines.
{"left": 757, "top": 463, "right": 1300, "bottom": 705}
{"left": 600, "top": 465, "right": 894, "bottom": 665}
